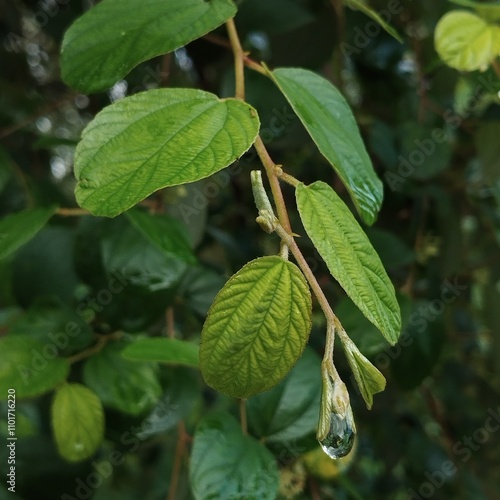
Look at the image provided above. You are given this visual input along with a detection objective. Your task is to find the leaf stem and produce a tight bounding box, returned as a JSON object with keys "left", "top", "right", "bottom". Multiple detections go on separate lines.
{"left": 226, "top": 18, "right": 245, "bottom": 100}
{"left": 167, "top": 421, "right": 187, "bottom": 500}
{"left": 56, "top": 207, "right": 90, "bottom": 217}
{"left": 239, "top": 399, "right": 248, "bottom": 435}
{"left": 67, "top": 332, "right": 122, "bottom": 364}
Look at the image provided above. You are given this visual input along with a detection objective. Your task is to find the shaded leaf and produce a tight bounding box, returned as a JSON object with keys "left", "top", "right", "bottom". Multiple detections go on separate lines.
{"left": 0, "top": 206, "right": 57, "bottom": 261}
{"left": 61, "top": 0, "right": 237, "bottom": 93}
{"left": 121, "top": 337, "right": 199, "bottom": 367}
{"left": 83, "top": 342, "right": 162, "bottom": 415}
{"left": 125, "top": 209, "right": 195, "bottom": 264}
{"left": 190, "top": 412, "right": 279, "bottom": 500}
{"left": 344, "top": 0, "right": 402, "bottom": 42}
{"left": 0, "top": 336, "right": 69, "bottom": 399}
{"left": 247, "top": 348, "right": 321, "bottom": 442}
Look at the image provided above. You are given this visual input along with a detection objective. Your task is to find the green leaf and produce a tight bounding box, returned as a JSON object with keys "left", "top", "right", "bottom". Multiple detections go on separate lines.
{"left": 121, "top": 337, "right": 199, "bottom": 367}
{"left": 83, "top": 342, "right": 162, "bottom": 415}
{"left": 8, "top": 297, "right": 93, "bottom": 355}
{"left": 450, "top": 0, "right": 500, "bottom": 22}
{"left": 271, "top": 67, "right": 383, "bottom": 225}
{"left": 101, "top": 216, "right": 187, "bottom": 292}
{"left": 61, "top": 0, "right": 237, "bottom": 93}
{"left": 0, "top": 206, "right": 57, "bottom": 261}
{"left": 74, "top": 89, "right": 260, "bottom": 217}
{"left": 190, "top": 412, "right": 279, "bottom": 500}
{"left": 125, "top": 209, "right": 195, "bottom": 264}
{"left": 434, "top": 10, "right": 500, "bottom": 71}
{"left": 51, "top": 383, "right": 104, "bottom": 462}
{"left": 247, "top": 348, "right": 321, "bottom": 442}
{"left": 296, "top": 181, "right": 400, "bottom": 344}
{"left": 344, "top": 0, "right": 402, "bottom": 42}
{"left": 340, "top": 334, "right": 386, "bottom": 409}
{"left": 0, "top": 336, "right": 69, "bottom": 399}
{"left": 200, "top": 256, "right": 312, "bottom": 398}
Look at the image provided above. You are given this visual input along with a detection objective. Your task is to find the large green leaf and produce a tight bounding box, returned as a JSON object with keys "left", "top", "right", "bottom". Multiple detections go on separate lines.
{"left": 435, "top": 10, "right": 500, "bottom": 71}
{"left": 0, "top": 206, "right": 57, "bottom": 261}
{"left": 61, "top": 0, "right": 237, "bottom": 93}
{"left": 121, "top": 337, "right": 199, "bottom": 367}
{"left": 51, "top": 383, "right": 104, "bottom": 462}
{"left": 200, "top": 256, "right": 312, "bottom": 398}
{"left": 125, "top": 209, "right": 195, "bottom": 264}
{"left": 296, "top": 182, "right": 400, "bottom": 344}
{"left": 247, "top": 348, "right": 321, "bottom": 442}
{"left": 83, "top": 342, "right": 162, "bottom": 416}
{"left": 344, "top": 0, "right": 402, "bottom": 42}
{"left": 0, "top": 336, "right": 69, "bottom": 399}
{"left": 190, "top": 412, "right": 279, "bottom": 500}
{"left": 271, "top": 67, "right": 383, "bottom": 225}
{"left": 74, "top": 89, "right": 260, "bottom": 217}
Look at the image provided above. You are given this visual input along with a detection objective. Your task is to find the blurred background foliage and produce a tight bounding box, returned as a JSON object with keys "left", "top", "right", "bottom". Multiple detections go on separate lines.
{"left": 1, "top": 0, "right": 500, "bottom": 499}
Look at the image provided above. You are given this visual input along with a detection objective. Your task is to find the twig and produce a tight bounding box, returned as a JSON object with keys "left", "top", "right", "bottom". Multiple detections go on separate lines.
{"left": 240, "top": 399, "right": 248, "bottom": 435}
{"left": 167, "top": 421, "right": 187, "bottom": 500}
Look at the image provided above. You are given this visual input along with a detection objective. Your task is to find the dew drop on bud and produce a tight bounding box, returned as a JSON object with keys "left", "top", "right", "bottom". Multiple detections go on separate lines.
{"left": 317, "top": 361, "right": 356, "bottom": 459}
{"left": 318, "top": 410, "right": 356, "bottom": 459}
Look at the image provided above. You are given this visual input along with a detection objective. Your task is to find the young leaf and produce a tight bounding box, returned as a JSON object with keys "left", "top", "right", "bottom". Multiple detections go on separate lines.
{"left": 450, "top": 0, "right": 500, "bottom": 22}
{"left": 83, "top": 342, "right": 162, "bottom": 416}
{"left": 0, "top": 337, "right": 69, "bottom": 399}
{"left": 344, "top": 0, "right": 402, "bottom": 42}
{"left": 200, "top": 256, "right": 312, "bottom": 398}
{"left": 61, "top": 0, "right": 237, "bottom": 93}
{"left": 296, "top": 181, "right": 400, "bottom": 344}
{"left": 51, "top": 383, "right": 104, "bottom": 462}
{"left": 435, "top": 10, "right": 500, "bottom": 71}
{"left": 0, "top": 206, "right": 57, "bottom": 261}
{"left": 247, "top": 348, "right": 321, "bottom": 443}
{"left": 121, "top": 337, "right": 199, "bottom": 367}
{"left": 125, "top": 209, "right": 195, "bottom": 264}
{"left": 270, "top": 67, "right": 383, "bottom": 225}
{"left": 190, "top": 412, "right": 279, "bottom": 500}
{"left": 340, "top": 334, "right": 386, "bottom": 409}
{"left": 74, "top": 89, "right": 260, "bottom": 217}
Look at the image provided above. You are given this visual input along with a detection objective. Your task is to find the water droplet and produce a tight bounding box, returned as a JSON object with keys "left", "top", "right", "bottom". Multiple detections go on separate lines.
{"left": 319, "top": 411, "right": 356, "bottom": 459}
{"left": 317, "top": 361, "right": 356, "bottom": 459}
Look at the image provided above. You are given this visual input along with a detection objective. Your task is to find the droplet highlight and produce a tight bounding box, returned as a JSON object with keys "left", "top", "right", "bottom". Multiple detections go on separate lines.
{"left": 319, "top": 409, "right": 356, "bottom": 459}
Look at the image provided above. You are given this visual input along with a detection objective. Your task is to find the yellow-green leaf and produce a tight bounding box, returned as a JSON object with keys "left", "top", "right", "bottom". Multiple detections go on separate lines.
{"left": 435, "top": 10, "right": 500, "bottom": 71}
{"left": 52, "top": 383, "right": 104, "bottom": 462}
{"left": 200, "top": 256, "right": 312, "bottom": 398}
